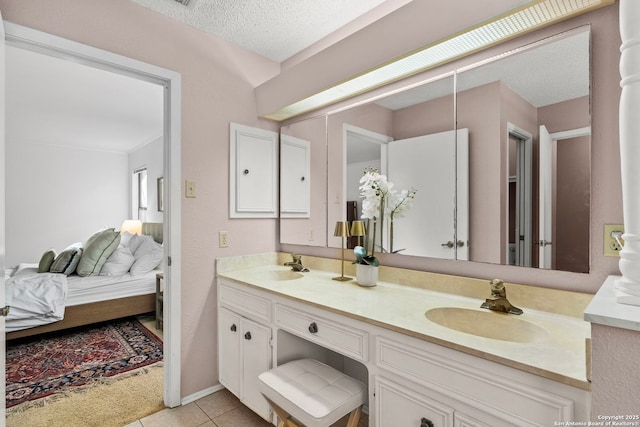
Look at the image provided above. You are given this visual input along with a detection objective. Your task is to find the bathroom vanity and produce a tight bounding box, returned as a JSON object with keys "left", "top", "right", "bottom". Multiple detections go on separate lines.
{"left": 217, "top": 254, "right": 592, "bottom": 426}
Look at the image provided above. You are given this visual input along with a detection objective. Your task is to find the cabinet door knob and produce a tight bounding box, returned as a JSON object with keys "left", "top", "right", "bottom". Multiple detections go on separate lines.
{"left": 420, "top": 418, "right": 434, "bottom": 427}
{"left": 230, "top": 324, "right": 237, "bottom": 332}
{"left": 244, "top": 331, "right": 252, "bottom": 340}
{"left": 308, "top": 322, "right": 318, "bottom": 334}
{"left": 243, "top": 169, "right": 250, "bottom": 175}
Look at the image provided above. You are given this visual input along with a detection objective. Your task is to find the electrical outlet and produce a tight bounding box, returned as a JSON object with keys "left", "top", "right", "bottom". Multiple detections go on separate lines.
{"left": 219, "top": 231, "right": 229, "bottom": 248}
{"left": 185, "top": 180, "right": 196, "bottom": 198}
{"left": 604, "top": 224, "right": 624, "bottom": 257}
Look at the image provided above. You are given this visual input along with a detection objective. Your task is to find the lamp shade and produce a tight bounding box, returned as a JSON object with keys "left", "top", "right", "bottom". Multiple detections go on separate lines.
{"left": 120, "top": 219, "right": 142, "bottom": 235}
{"left": 350, "top": 220, "right": 366, "bottom": 237}
{"left": 334, "top": 221, "right": 351, "bottom": 237}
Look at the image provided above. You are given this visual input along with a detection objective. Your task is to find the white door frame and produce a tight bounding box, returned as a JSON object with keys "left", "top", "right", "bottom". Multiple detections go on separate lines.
{"left": 3, "top": 22, "right": 182, "bottom": 407}
{"left": 507, "top": 122, "right": 533, "bottom": 267}
{"left": 336, "top": 124, "right": 392, "bottom": 248}
{"left": 0, "top": 11, "right": 6, "bottom": 425}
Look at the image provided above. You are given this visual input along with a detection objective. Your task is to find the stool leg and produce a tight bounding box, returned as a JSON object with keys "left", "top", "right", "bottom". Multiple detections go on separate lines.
{"left": 346, "top": 405, "right": 362, "bottom": 427}
{"left": 264, "top": 396, "right": 300, "bottom": 427}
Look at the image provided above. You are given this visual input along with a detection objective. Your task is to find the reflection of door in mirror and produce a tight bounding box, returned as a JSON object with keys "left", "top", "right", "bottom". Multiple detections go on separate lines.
{"left": 507, "top": 124, "right": 533, "bottom": 267}
{"left": 539, "top": 125, "right": 591, "bottom": 272}
{"left": 387, "top": 129, "right": 469, "bottom": 259}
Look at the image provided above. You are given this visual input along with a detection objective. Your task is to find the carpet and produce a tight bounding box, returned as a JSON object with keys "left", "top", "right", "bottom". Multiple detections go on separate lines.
{"left": 6, "top": 317, "right": 163, "bottom": 409}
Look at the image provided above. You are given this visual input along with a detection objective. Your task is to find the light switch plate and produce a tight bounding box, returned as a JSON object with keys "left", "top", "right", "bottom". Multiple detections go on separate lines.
{"left": 219, "top": 231, "right": 229, "bottom": 248}
{"left": 185, "top": 180, "right": 196, "bottom": 198}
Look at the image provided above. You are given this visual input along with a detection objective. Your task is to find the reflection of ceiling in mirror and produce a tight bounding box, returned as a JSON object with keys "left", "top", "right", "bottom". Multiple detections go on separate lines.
{"left": 374, "top": 29, "right": 589, "bottom": 111}
{"left": 457, "top": 30, "right": 589, "bottom": 107}
{"left": 376, "top": 76, "right": 454, "bottom": 111}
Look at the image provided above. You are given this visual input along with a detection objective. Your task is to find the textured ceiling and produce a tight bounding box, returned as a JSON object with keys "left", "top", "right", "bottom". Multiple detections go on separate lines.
{"left": 128, "top": 0, "right": 391, "bottom": 62}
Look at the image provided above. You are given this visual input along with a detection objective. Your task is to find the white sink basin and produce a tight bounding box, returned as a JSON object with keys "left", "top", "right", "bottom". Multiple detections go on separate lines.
{"left": 425, "top": 307, "right": 548, "bottom": 343}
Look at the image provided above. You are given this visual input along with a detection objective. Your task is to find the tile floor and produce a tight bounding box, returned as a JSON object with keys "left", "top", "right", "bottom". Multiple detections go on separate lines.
{"left": 124, "top": 388, "right": 368, "bottom": 427}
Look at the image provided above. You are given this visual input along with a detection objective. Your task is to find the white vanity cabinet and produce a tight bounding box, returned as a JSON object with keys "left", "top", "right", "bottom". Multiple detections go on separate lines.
{"left": 217, "top": 276, "right": 590, "bottom": 427}
{"left": 218, "top": 284, "right": 273, "bottom": 421}
{"left": 374, "top": 334, "right": 588, "bottom": 427}
{"left": 375, "top": 375, "right": 454, "bottom": 427}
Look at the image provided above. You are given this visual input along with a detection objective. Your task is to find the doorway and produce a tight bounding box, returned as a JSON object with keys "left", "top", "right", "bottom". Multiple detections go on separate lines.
{"left": 2, "top": 20, "right": 182, "bottom": 409}
{"left": 507, "top": 123, "right": 533, "bottom": 267}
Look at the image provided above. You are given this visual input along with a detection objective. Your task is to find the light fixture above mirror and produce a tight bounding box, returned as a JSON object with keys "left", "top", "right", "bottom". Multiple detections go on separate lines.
{"left": 265, "top": 0, "right": 612, "bottom": 121}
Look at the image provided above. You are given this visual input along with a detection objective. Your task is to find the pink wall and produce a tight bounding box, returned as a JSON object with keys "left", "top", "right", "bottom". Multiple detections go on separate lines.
{"left": 591, "top": 324, "right": 640, "bottom": 414}
{"left": 0, "top": 0, "right": 280, "bottom": 398}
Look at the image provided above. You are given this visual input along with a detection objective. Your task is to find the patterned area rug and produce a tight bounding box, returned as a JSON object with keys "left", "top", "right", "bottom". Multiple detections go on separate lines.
{"left": 6, "top": 318, "right": 163, "bottom": 408}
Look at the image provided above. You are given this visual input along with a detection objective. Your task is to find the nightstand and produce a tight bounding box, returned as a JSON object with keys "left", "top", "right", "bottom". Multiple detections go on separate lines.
{"left": 156, "top": 272, "right": 163, "bottom": 330}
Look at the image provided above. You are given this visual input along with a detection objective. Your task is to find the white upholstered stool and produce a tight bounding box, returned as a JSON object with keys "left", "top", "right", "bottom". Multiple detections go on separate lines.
{"left": 258, "top": 358, "right": 367, "bottom": 427}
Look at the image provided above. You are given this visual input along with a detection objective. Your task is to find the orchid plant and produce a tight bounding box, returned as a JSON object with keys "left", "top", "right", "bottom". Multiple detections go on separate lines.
{"left": 354, "top": 168, "right": 416, "bottom": 265}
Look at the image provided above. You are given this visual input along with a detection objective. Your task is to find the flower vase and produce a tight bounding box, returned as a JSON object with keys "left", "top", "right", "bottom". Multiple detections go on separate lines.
{"left": 356, "top": 263, "right": 378, "bottom": 287}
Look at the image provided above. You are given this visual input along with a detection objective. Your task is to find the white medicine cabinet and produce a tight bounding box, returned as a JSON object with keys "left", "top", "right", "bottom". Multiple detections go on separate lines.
{"left": 229, "top": 123, "right": 278, "bottom": 218}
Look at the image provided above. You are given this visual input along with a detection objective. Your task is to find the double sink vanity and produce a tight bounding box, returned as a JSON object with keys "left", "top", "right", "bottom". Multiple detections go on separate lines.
{"left": 217, "top": 253, "right": 592, "bottom": 427}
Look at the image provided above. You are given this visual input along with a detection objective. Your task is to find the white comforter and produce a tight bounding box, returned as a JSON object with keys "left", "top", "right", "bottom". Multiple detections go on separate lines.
{"left": 5, "top": 271, "right": 68, "bottom": 332}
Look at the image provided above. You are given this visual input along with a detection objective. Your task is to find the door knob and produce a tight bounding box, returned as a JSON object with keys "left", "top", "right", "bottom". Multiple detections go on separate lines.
{"left": 244, "top": 332, "right": 252, "bottom": 340}
{"left": 230, "top": 324, "right": 237, "bottom": 332}
{"left": 308, "top": 322, "right": 318, "bottom": 334}
{"left": 441, "top": 241, "right": 454, "bottom": 248}
{"left": 420, "top": 418, "right": 434, "bottom": 427}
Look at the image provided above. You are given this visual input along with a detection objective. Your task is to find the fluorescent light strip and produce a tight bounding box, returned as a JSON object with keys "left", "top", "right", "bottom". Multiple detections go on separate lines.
{"left": 266, "top": 0, "right": 611, "bottom": 121}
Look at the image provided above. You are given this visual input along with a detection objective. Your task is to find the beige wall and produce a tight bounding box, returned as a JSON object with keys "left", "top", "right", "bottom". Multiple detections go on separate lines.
{"left": 0, "top": 0, "right": 280, "bottom": 398}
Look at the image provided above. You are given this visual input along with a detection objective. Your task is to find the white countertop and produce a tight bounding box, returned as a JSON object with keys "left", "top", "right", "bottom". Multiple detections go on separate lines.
{"left": 218, "top": 263, "right": 591, "bottom": 390}
{"left": 585, "top": 275, "right": 640, "bottom": 331}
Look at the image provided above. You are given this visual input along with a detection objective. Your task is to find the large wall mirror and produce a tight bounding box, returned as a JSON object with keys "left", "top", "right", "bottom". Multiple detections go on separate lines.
{"left": 456, "top": 26, "right": 590, "bottom": 273}
{"left": 280, "top": 25, "right": 591, "bottom": 274}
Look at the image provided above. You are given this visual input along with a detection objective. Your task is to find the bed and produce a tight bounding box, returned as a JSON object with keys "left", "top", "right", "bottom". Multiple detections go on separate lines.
{"left": 5, "top": 222, "right": 163, "bottom": 340}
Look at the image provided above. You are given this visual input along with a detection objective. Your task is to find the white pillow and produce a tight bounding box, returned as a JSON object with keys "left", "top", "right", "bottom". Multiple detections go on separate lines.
{"left": 119, "top": 231, "right": 135, "bottom": 249}
{"left": 100, "top": 246, "right": 135, "bottom": 276}
{"left": 130, "top": 236, "right": 163, "bottom": 275}
{"left": 123, "top": 233, "right": 146, "bottom": 254}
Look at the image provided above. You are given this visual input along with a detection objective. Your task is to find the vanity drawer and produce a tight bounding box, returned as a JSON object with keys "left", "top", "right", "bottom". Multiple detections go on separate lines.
{"left": 219, "top": 281, "right": 271, "bottom": 322}
{"left": 274, "top": 304, "right": 369, "bottom": 362}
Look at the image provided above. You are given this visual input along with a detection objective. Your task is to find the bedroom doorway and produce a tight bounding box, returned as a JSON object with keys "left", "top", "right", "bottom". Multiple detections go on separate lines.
{"left": 2, "top": 20, "right": 182, "bottom": 412}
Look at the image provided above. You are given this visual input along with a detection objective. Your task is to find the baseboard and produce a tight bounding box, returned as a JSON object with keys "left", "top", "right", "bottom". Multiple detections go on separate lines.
{"left": 181, "top": 383, "right": 225, "bottom": 405}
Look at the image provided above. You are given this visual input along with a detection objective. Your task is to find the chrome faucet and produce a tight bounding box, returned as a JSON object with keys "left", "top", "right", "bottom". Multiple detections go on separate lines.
{"left": 284, "top": 254, "right": 309, "bottom": 272}
{"left": 480, "top": 279, "right": 523, "bottom": 315}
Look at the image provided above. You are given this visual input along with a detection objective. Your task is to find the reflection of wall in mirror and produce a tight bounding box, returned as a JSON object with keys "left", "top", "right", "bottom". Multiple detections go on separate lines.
{"left": 280, "top": 117, "right": 328, "bottom": 247}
